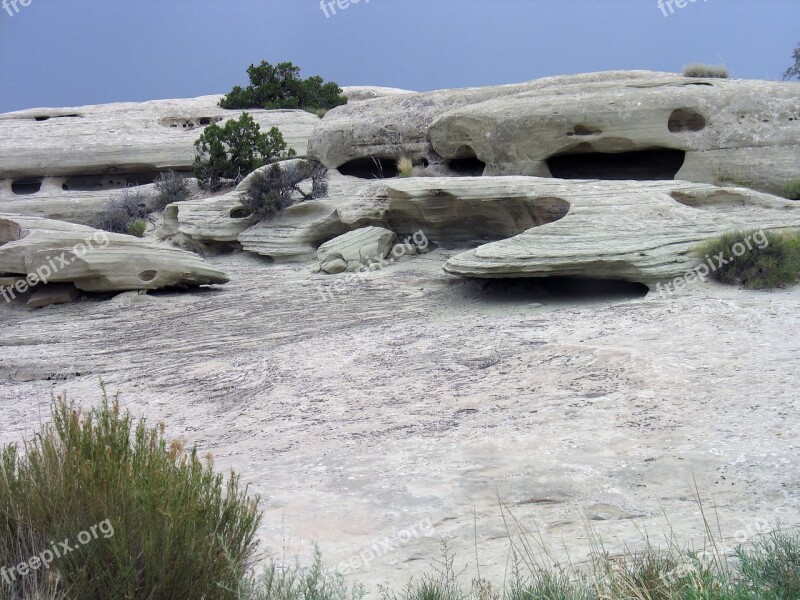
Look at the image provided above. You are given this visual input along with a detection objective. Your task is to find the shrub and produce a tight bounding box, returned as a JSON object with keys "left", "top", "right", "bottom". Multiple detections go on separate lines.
{"left": 95, "top": 187, "right": 148, "bottom": 235}
{"left": 126, "top": 219, "right": 146, "bottom": 237}
{"left": 309, "top": 162, "right": 330, "bottom": 199}
{"left": 397, "top": 157, "right": 413, "bottom": 178}
{"left": 193, "top": 112, "right": 295, "bottom": 191}
{"left": 783, "top": 42, "right": 800, "bottom": 81}
{"left": 153, "top": 171, "right": 191, "bottom": 210}
{"left": 242, "top": 161, "right": 329, "bottom": 221}
{"left": 0, "top": 389, "right": 261, "bottom": 600}
{"left": 782, "top": 178, "right": 800, "bottom": 200}
{"left": 682, "top": 63, "right": 730, "bottom": 78}
{"left": 219, "top": 61, "right": 347, "bottom": 113}
{"left": 695, "top": 229, "right": 800, "bottom": 289}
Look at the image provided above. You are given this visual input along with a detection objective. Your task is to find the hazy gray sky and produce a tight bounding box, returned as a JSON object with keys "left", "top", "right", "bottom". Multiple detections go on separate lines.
{"left": 0, "top": 0, "right": 798, "bottom": 113}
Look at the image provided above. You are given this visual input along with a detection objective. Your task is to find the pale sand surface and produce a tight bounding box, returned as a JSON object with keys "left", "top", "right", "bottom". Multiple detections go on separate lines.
{"left": 1, "top": 249, "right": 798, "bottom": 592}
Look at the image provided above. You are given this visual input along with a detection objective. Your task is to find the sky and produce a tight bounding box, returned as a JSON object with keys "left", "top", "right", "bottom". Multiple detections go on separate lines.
{"left": 0, "top": 0, "right": 798, "bottom": 113}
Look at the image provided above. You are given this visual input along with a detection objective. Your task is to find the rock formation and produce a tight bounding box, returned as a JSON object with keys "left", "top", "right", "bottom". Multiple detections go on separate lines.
{"left": 0, "top": 215, "right": 229, "bottom": 295}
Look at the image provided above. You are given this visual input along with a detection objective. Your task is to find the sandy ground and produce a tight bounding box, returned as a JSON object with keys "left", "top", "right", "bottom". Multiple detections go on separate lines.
{"left": 1, "top": 249, "right": 799, "bottom": 593}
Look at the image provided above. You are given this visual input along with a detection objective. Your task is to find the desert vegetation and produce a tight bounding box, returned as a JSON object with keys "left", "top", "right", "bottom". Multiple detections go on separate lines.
{"left": 782, "top": 178, "right": 800, "bottom": 200}
{"left": 2, "top": 394, "right": 799, "bottom": 600}
{"left": 242, "top": 161, "right": 329, "bottom": 220}
{"left": 697, "top": 229, "right": 800, "bottom": 289}
{"left": 219, "top": 61, "right": 347, "bottom": 113}
{"left": 682, "top": 63, "right": 730, "bottom": 78}
{"left": 94, "top": 186, "right": 149, "bottom": 236}
{"left": 193, "top": 112, "right": 296, "bottom": 190}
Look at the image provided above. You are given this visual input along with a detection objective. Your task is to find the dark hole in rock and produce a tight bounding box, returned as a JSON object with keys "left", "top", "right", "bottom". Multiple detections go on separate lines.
{"left": 567, "top": 125, "right": 602, "bottom": 137}
{"left": 230, "top": 208, "right": 253, "bottom": 219}
{"left": 11, "top": 178, "right": 42, "bottom": 195}
{"left": 547, "top": 149, "right": 686, "bottom": 180}
{"left": 138, "top": 270, "right": 157, "bottom": 282}
{"left": 447, "top": 156, "right": 487, "bottom": 176}
{"left": 199, "top": 117, "right": 211, "bottom": 125}
{"left": 338, "top": 157, "right": 399, "bottom": 179}
{"left": 61, "top": 172, "right": 163, "bottom": 192}
{"left": 669, "top": 108, "right": 707, "bottom": 133}
{"left": 462, "top": 277, "right": 650, "bottom": 305}
{"left": 33, "top": 114, "right": 80, "bottom": 122}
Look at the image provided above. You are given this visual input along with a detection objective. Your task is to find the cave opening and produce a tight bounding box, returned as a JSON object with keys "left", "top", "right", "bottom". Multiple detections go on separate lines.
{"left": 11, "top": 178, "right": 43, "bottom": 195}
{"left": 337, "top": 157, "right": 399, "bottom": 179}
{"left": 546, "top": 148, "right": 686, "bottom": 181}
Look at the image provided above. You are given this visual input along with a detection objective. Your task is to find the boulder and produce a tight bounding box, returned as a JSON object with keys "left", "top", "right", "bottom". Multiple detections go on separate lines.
{"left": 0, "top": 214, "right": 229, "bottom": 293}
{"left": 316, "top": 226, "right": 397, "bottom": 274}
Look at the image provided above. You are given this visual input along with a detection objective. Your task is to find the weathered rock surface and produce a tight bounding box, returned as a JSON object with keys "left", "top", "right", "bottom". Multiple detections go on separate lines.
{"left": 317, "top": 226, "right": 397, "bottom": 274}
{"left": 435, "top": 177, "right": 800, "bottom": 284}
{"left": 0, "top": 214, "right": 229, "bottom": 292}
{"left": 341, "top": 86, "right": 417, "bottom": 102}
{"left": 0, "top": 96, "right": 319, "bottom": 179}
{"left": 310, "top": 71, "right": 800, "bottom": 195}
{"left": 238, "top": 176, "right": 800, "bottom": 286}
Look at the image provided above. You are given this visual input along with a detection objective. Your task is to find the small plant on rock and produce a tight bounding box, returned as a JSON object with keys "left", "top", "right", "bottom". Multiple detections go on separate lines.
{"left": 397, "top": 157, "right": 414, "bottom": 178}
{"left": 219, "top": 61, "right": 347, "bottom": 113}
{"left": 193, "top": 112, "right": 295, "bottom": 191}
{"left": 782, "top": 178, "right": 800, "bottom": 200}
{"left": 682, "top": 63, "right": 730, "bottom": 78}
{"left": 126, "top": 219, "right": 147, "bottom": 238}
{"left": 153, "top": 171, "right": 191, "bottom": 210}
{"left": 95, "top": 186, "right": 149, "bottom": 235}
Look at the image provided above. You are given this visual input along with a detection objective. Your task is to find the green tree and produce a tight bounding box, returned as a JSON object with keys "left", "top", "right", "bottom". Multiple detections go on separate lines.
{"left": 784, "top": 42, "right": 800, "bottom": 80}
{"left": 219, "top": 61, "right": 347, "bottom": 112}
{"left": 193, "top": 112, "right": 295, "bottom": 190}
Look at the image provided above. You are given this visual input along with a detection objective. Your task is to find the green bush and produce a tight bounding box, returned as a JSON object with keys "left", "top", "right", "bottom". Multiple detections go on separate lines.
{"left": 0, "top": 389, "right": 261, "bottom": 600}
{"left": 193, "top": 112, "right": 295, "bottom": 190}
{"left": 696, "top": 229, "right": 800, "bottom": 289}
{"left": 126, "top": 219, "right": 146, "bottom": 237}
{"left": 95, "top": 187, "right": 148, "bottom": 235}
{"left": 219, "top": 61, "right": 347, "bottom": 113}
{"left": 153, "top": 171, "right": 191, "bottom": 210}
{"left": 782, "top": 178, "right": 800, "bottom": 200}
{"left": 682, "top": 63, "right": 730, "bottom": 78}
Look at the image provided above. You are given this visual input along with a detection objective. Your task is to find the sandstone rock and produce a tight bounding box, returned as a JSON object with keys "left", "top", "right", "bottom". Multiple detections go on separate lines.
{"left": 0, "top": 214, "right": 229, "bottom": 293}
{"left": 317, "top": 226, "right": 397, "bottom": 274}
{"left": 26, "top": 283, "right": 81, "bottom": 309}
{"left": 0, "top": 97, "right": 319, "bottom": 179}
{"left": 309, "top": 71, "right": 800, "bottom": 195}
{"left": 341, "top": 86, "right": 417, "bottom": 102}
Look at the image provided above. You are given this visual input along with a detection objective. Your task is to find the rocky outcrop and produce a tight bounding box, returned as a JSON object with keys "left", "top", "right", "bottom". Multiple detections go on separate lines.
{"left": 0, "top": 215, "right": 229, "bottom": 293}
{"left": 0, "top": 97, "right": 319, "bottom": 180}
{"left": 316, "top": 226, "right": 397, "bottom": 274}
{"left": 309, "top": 71, "right": 800, "bottom": 195}
{"left": 235, "top": 176, "right": 800, "bottom": 286}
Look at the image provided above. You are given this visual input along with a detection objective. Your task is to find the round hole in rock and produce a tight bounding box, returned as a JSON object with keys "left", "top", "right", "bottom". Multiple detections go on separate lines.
{"left": 337, "top": 157, "right": 399, "bottom": 179}
{"left": 11, "top": 178, "right": 42, "bottom": 195}
{"left": 546, "top": 148, "right": 686, "bottom": 181}
{"left": 668, "top": 108, "right": 707, "bottom": 133}
{"left": 447, "top": 156, "right": 487, "bottom": 176}
{"left": 230, "top": 208, "right": 253, "bottom": 219}
{"left": 138, "top": 270, "right": 157, "bottom": 282}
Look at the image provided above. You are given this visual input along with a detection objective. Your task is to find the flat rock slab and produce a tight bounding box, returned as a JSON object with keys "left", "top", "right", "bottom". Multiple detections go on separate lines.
{"left": 0, "top": 214, "right": 229, "bottom": 293}
{"left": 26, "top": 283, "right": 81, "bottom": 309}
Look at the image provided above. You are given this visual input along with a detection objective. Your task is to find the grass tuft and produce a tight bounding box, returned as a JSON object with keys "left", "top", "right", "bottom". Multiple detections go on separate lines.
{"left": 782, "top": 178, "right": 800, "bottom": 200}
{"left": 682, "top": 63, "right": 730, "bottom": 78}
